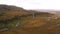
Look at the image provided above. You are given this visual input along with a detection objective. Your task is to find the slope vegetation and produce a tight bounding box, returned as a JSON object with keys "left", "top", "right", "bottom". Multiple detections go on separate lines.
{"left": 0, "top": 4, "right": 60, "bottom": 34}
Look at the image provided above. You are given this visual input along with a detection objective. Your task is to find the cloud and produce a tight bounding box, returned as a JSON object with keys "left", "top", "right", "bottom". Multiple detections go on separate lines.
{"left": 0, "top": 0, "right": 60, "bottom": 10}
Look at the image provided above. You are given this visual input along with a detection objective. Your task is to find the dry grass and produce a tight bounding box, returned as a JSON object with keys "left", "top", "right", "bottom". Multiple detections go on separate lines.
{"left": 0, "top": 5, "right": 60, "bottom": 34}
{"left": 0, "top": 16, "right": 60, "bottom": 34}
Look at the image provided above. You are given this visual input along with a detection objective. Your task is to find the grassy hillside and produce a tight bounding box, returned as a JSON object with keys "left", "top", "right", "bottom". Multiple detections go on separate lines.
{"left": 0, "top": 4, "right": 60, "bottom": 34}
{"left": 0, "top": 5, "right": 39, "bottom": 29}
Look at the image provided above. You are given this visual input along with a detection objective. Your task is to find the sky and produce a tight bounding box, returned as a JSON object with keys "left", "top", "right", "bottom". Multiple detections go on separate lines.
{"left": 0, "top": 0, "right": 60, "bottom": 10}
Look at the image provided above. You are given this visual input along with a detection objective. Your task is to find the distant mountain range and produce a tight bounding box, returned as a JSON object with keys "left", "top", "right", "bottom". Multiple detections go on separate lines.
{"left": 31, "top": 9, "right": 60, "bottom": 14}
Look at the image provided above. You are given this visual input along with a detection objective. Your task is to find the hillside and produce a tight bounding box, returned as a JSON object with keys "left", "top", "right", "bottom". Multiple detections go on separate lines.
{"left": 0, "top": 5, "right": 60, "bottom": 34}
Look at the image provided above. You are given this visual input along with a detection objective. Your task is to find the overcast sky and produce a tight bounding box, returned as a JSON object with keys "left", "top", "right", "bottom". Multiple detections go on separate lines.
{"left": 0, "top": 0, "right": 60, "bottom": 10}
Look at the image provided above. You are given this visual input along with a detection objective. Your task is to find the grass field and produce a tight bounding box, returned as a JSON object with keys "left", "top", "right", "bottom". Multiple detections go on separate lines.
{"left": 0, "top": 5, "right": 60, "bottom": 34}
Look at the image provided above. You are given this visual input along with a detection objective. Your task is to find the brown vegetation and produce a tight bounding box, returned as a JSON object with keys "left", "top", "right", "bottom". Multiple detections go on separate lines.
{"left": 0, "top": 4, "right": 60, "bottom": 34}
